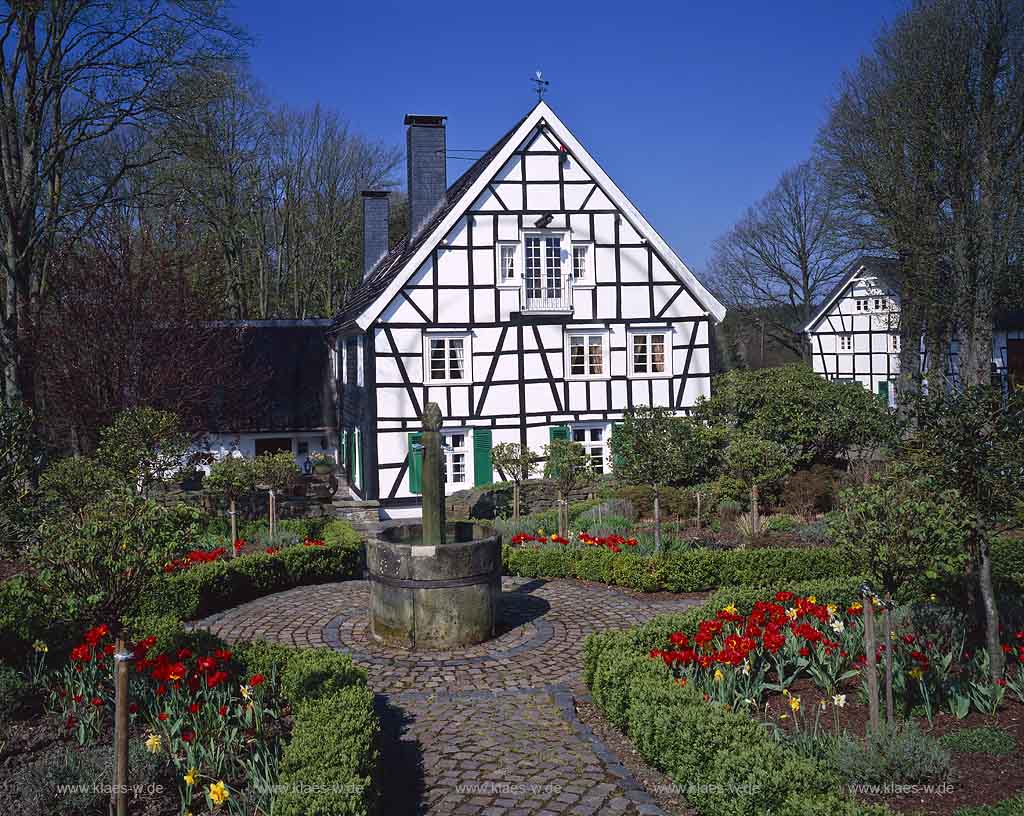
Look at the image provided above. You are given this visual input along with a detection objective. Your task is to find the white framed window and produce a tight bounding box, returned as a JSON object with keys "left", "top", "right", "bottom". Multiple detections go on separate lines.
{"left": 424, "top": 333, "right": 469, "bottom": 383}
{"left": 572, "top": 425, "right": 607, "bottom": 475}
{"left": 891, "top": 334, "right": 900, "bottom": 352}
{"left": 524, "top": 232, "right": 565, "bottom": 300}
{"left": 442, "top": 431, "right": 467, "bottom": 485}
{"left": 566, "top": 331, "right": 607, "bottom": 379}
{"left": 873, "top": 298, "right": 883, "bottom": 311}
{"left": 839, "top": 334, "right": 854, "bottom": 352}
{"left": 571, "top": 242, "right": 594, "bottom": 285}
{"left": 630, "top": 331, "right": 669, "bottom": 377}
{"left": 356, "top": 336, "right": 365, "bottom": 387}
{"left": 496, "top": 242, "right": 519, "bottom": 285}
{"left": 855, "top": 299, "right": 869, "bottom": 312}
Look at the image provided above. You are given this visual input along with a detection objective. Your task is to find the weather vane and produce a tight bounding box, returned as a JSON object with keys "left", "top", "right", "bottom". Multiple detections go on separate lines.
{"left": 531, "top": 70, "right": 550, "bottom": 100}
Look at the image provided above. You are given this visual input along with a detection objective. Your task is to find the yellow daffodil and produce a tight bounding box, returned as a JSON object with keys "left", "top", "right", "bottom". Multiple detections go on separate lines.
{"left": 144, "top": 733, "right": 161, "bottom": 754}
{"left": 209, "top": 781, "right": 230, "bottom": 806}
{"left": 826, "top": 603, "right": 838, "bottom": 617}
{"left": 849, "top": 602, "right": 863, "bottom": 613}
{"left": 32, "top": 640, "right": 48, "bottom": 653}
{"left": 782, "top": 688, "right": 790, "bottom": 697}
{"left": 786, "top": 608, "right": 798, "bottom": 620}
{"left": 240, "top": 684, "right": 251, "bottom": 701}
{"left": 742, "top": 660, "right": 751, "bottom": 677}
{"left": 722, "top": 603, "right": 738, "bottom": 615}
{"left": 832, "top": 694, "right": 847, "bottom": 708}
{"left": 780, "top": 713, "right": 789, "bottom": 720}
{"left": 807, "top": 595, "right": 817, "bottom": 604}
{"left": 789, "top": 695, "right": 801, "bottom": 713}
{"left": 714, "top": 668, "right": 724, "bottom": 682}
{"left": 909, "top": 667, "right": 924, "bottom": 680}
{"left": 929, "top": 594, "right": 938, "bottom": 602}
{"left": 184, "top": 768, "right": 198, "bottom": 786}
{"left": 819, "top": 699, "right": 828, "bottom": 711}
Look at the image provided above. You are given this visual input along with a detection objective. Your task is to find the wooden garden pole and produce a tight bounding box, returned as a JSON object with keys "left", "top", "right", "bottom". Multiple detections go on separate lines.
{"left": 229, "top": 498, "right": 237, "bottom": 556}
{"left": 861, "top": 583, "right": 880, "bottom": 734}
{"left": 883, "top": 593, "right": 895, "bottom": 724}
{"left": 111, "top": 640, "right": 132, "bottom": 816}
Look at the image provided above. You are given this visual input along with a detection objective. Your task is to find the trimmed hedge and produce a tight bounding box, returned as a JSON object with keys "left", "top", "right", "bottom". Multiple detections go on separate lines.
{"left": 502, "top": 543, "right": 855, "bottom": 593}
{"left": 583, "top": 586, "right": 892, "bottom": 816}
{"left": 140, "top": 538, "right": 364, "bottom": 622}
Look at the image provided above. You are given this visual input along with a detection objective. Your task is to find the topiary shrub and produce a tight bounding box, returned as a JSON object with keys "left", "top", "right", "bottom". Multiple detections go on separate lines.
{"left": 281, "top": 649, "right": 367, "bottom": 705}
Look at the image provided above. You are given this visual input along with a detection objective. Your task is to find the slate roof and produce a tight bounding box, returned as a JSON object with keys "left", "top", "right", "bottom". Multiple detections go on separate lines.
{"left": 204, "top": 321, "right": 335, "bottom": 433}
{"left": 331, "top": 111, "right": 531, "bottom": 333}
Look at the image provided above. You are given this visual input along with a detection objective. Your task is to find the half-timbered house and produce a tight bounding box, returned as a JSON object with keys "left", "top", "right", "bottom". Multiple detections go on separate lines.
{"left": 804, "top": 256, "right": 1024, "bottom": 404}
{"left": 331, "top": 101, "right": 726, "bottom": 517}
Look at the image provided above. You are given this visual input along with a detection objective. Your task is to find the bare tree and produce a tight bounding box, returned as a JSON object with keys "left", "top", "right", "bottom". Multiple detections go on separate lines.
{"left": 0, "top": 0, "right": 244, "bottom": 409}
{"left": 708, "top": 161, "right": 857, "bottom": 361}
{"left": 818, "top": 0, "right": 1024, "bottom": 390}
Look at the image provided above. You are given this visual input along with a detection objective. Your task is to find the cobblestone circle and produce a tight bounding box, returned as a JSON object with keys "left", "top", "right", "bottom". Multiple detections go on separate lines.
{"left": 194, "top": 577, "right": 702, "bottom": 815}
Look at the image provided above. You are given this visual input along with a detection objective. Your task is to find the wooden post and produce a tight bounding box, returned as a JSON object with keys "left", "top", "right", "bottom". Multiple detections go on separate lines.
{"left": 861, "top": 584, "right": 880, "bottom": 735}
{"left": 229, "top": 498, "right": 237, "bottom": 556}
{"left": 750, "top": 484, "right": 760, "bottom": 537}
{"left": 268, "top": 489, "right": 276, "bottom": 539}
{"left": 513, "top": 481, "right": 520, "bottom": 523}
{"left": 883, "top": 593, "right": 895, "bottom": 724}
{"left": 696, "top": 492, "right": 702, "bottom": 529}
{"left": 653, "top": 489, "right": 662, "bottom": 553}
{"left": 111, "top": 640, "right": 131, "bottom": 816}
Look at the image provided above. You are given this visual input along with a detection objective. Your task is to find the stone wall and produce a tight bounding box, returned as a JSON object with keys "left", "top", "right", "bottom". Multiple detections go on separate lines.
{"left": 445, "top": 479, "right": 596, "bottom": 521}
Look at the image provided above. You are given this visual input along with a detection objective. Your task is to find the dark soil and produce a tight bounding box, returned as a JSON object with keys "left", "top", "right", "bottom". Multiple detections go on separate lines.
{"left": 759, "top": 679, "right": 1024, "bottom": 815}
{"left": 0, "top": 557, "right": 29, "bottom": 581}
{"left": 574, "top": 696, "right": 696, "bottom": 816}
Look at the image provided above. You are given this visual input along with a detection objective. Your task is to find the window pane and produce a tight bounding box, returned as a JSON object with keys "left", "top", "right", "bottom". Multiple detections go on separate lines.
{"left": 544, "top": 237, "right": 561, "bottom": 298}
{"left": 570, "top": 336, "right": 585, "bottom": 375}
{"left": 633, "top": 335, "right": 647, "bottom": 373}
{"left": 651, "top": 334, "right": 665, "bottom": 373}
{"left": 525, "top": 237, "right": 541, "bottom": 298}
{"left": 588, "top": 336, "right": 603, "bottom": 375}
{"left": 572, "top": 245, "right": 587, "bottom": 280}
{"left": 449, "top": 338, "right": 464, "bottom": 379}
{"left": 430, "top": 339, "right": 447, "bottom": 379}
{"left": 452, "top": 453, "right": 465, "bottom": 483}
{"left": 572, "top": 429, "right": 586, "bottom": 442}
{"left": 500, "top": 245, "right": 515, "bottom": 280}
{"left": 591, "top": 428, "right": 603, "bottom": 441}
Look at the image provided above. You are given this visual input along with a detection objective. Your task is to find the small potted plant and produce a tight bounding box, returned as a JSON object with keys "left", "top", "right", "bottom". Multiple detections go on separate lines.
{"left": 311, "top": 451, "right": 336, "bottom": 475}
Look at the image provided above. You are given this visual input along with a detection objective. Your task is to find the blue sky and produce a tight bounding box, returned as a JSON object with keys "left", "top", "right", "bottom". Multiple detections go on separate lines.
{"left": 233, "top": 1, "right": 903, "bottom": 272}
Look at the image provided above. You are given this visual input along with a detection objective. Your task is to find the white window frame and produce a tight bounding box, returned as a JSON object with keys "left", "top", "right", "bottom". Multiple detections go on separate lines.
{"left": 628, "top": 328, "right": 672, "bottom": 378}
{"left": 839, "top": 333, "right": 854, "bottom": 352}
{"left": 570, "top": 241, "right": 595, "bottom": 287}
{"left": 890, "top": 333, "right": 900, "bottom": 353}
{"left": 572, "top": 423, "right": 609, "bottom": 475}
{"left": 423, "top": 331, "right": 471, "bottom": 384}
{"left": 564, "top": 328, "right": 609, "bottom": 381}
{"left": 441, "top": 429, "right": 469, "bottom": 486}
{"left": 523, "top": 229, "right": 570, "bottom": 307}
{"left": 495, "top": 241, "right": 520, "bottom": 288}
{"left": 356, "top": 336, "right": 365, "bottom": 387}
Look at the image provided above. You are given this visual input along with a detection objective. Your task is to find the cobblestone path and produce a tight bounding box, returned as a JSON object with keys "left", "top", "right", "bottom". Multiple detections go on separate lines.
{"left": 194, "top": 577, "right": 702, "bottom": 815}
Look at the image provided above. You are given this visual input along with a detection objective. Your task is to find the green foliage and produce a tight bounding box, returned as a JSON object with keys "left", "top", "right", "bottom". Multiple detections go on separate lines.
{"left": 254, "top": 450, "right": 300, "bottom": 491}
{"left": 832, "top": 721, "right": 951, "bottom": 784}
{"left": 610, "top": 406, "right": 718, "bottom": 489}
{"left": 938, "top": 726, "right": 1016, "bottom": 755}
{"left": 782, "top": 464, "right": 843, "bottom": 517}
{"left": 30, "top": 489, "right": 195, "bottom": 632}
{"left": 0, "top": 664, "right": 27, "bottom": 722}
{"left": 96, "top": 407, "right": 190, "bottom": 493}
{"left": 829, "top": 468, "right": 972, "bottom": 600}
{"left": 723, "top": 430, "right": 794, "bottom": 492}
{"left": 503, "top": 542, "right": 857, "bottom": 593}
{"left": 696, "top": 364, "right": 897, "bottom": 466}
{"left": 491, "top": 442, "right": 538, "bottom": 483}
{"left": 276, "top": 683, "right": 379, "bottom": 816}
{"left": 954, "top": 794, "right": 1024, "bottom": 816}
{"left": 205, "top": 455, "right": 256, "bottom": 501}
{"left": 37, "top": 455, "right": 123, "bottom": 515}
{"left": 542, "top": 439, "right": 592, "bottom": 499}
{"left": 323, "top": 518, "right": 362, "bottom": 549}
{"left": 584, "top": 612, "right": 892, "bottom": 816}
{"left": 280, "top": 649, "right": 367, "bottom": 705}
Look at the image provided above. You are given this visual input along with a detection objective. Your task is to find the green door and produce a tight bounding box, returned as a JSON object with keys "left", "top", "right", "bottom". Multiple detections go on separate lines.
{"left": 408, "top": 432, "right": 423, "bottom": 494}
{"left": 877, "top": 380, "right": 890, "bottom": 406}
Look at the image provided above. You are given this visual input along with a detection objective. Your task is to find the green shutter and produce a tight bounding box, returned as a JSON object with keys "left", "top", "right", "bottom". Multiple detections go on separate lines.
{"left": 408, "top": 432, "right": 423, "bottom": 494}
{"left": 611, "top": 422, "right": 624, "bottom": 468}
{"left": 473, "top": 428, "right": 493, "bottom": 486}
{"left": 549, "top": 425, "right": 570, "bottom": 442}
{"left": 355, "top": 429, "right": 363, "bottom": 489}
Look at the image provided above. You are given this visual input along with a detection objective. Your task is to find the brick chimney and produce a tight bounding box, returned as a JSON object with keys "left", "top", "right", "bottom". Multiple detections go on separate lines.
{"left": 361, "top": 191, "right": 390, "bottom": 279}
{"left": 404, "top": 114, "right": 447, "bottom": 238}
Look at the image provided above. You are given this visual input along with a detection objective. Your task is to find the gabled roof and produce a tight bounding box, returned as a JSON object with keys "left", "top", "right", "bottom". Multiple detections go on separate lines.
{"left": 803, "top": 256, "right": 901, "bottom": 334}
{"left": 332, "top": 101, "right": 725, "bottom": 332}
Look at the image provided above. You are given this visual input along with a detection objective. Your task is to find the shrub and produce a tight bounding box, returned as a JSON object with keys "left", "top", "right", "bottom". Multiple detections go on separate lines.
{"left": 281, "top": 649, "right": 367, "bottom": 705}
{"left": 0, "top": 664, "right": 27, "bottom": 721}
{"left": 576, "top": 498, "right": 637, "bottom": 525}
{"left": 764, "top": 513, "right": 801, "bottom": 533}
{"left": 954, "top": 795, "right": 1024, "bottom": 816}
{"left": 276, "top": 683, "right": 380, "bottom": 816}
{"left": 938, "top": 727, "right": 1016, "bottom": 756}
{"left": 783, "top": 465, "right": 841, "bottom": 517}
{"left": 323, "top": 518, "right": 363, "bottom": 549}
{"left": 833, "top": 721, "right": 951, "bottom": 784}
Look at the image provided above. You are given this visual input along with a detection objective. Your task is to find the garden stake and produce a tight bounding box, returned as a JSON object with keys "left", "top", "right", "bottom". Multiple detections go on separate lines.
{"left": 229, "top": 499, "right": 237, "bottom": 556}
{"left": 111, "top": 642, "right": 134, "bottom": 816}
{"left": 861, "top": 583, "right": 880, "bottom": 734}
{"left": 883, "top": 593, "right": 895, "bottom": 724}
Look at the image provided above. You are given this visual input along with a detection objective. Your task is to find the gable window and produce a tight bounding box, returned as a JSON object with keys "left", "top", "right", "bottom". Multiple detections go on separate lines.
{"left": 839, "top": 334, "right": 854, "bottom": 352}
{"left": 572, "top": 425, "right": 607, "bottom": 474}
{"left": 441, "top": 431, "right": 467, "bottom": 484}
{"left": 631, "top": 331, "right": 668, "bottom": 377}
{"left": 523, "top": 232, "right": 570, "bottom": 310}
{"left": 567, "top": 332, "right": 606, "bottom": 378}
{"left": 425, "top": 334, "right": 468, "bottom": 382}
{"left": 571, "top": 242, "right": 594, "bottom": 285}
{"left": 497, "top": 243, "right": 518, "bottom": 284}
{"left": 873, "top": 298, "right": 883, "bottom": 311}
{"left": 891, "top": 334, "right": 900, "bottom": 353}
{"left": 855, "top": 299, "right": 869, "bottom": 312}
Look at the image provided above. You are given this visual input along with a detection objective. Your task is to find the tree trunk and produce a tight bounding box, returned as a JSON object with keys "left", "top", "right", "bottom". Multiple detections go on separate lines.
{"left": 883, "top": 595, "right": 895, "bottom": 724}
{"left": 977, "top": 536, "right": 1004, "bottom": 680}
{"left": 653, "top": 488, "right": 662, "bottom": 554}
{"left": 513, "top": 482, "right": 520, "bottom": 523}
{"left": 229, "top": 498, "right": 237, "bottom": 555}
{"left": 750, "top": 484, "right": 760, "bottom": 536}
{"left": 863, "top": 596, "right": 881, "bottom": 734}
{"left": 557, "top": 497, "right": 568, "bottom": 539}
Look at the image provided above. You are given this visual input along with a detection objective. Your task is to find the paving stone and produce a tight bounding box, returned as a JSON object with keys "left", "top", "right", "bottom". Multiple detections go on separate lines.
{"left": 192, "top": 576, "right": 700, "bottom": 815}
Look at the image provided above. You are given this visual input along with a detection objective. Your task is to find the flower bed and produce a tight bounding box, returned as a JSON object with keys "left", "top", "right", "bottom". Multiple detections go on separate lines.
{"left": 3, "top": 626, "right": 379, "bottom": 815}
{"left": 584, "top": 582, "right": 1024, "bottom": 816}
